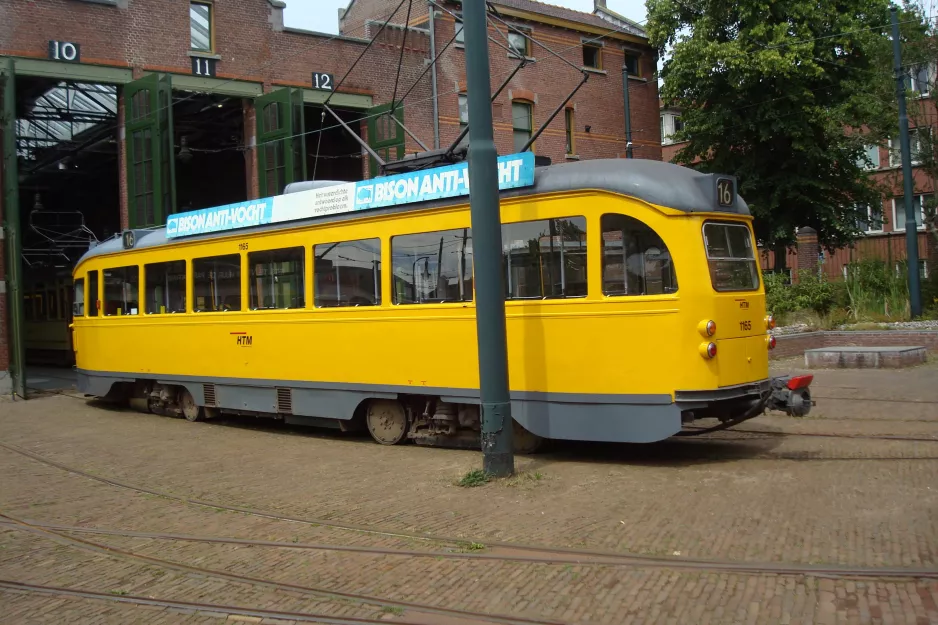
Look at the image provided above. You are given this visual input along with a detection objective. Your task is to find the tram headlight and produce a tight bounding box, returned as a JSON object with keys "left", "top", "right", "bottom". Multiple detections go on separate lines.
{"left": 699, "top": 342, "right": 718, "bottom": 359}
{"left": 765, "top": 314, "right": 776, "bottom": 330}
{"left": 697, "top": 319, "right": 717, "bottom": 337}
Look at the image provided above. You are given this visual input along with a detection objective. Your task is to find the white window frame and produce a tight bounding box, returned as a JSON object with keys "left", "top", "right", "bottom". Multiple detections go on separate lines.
{"left": 891, "top": 195, "right": 928, "bottom": 231}
{"left": 858, "top": 144, "right": 880, "bottom": 170}
{"left": 661, "top": 113, "right": 681, "bottom": 146}
{"left": 857, "top": 202, "right": 884, "bottom": 234}
{"left": 888, "top": 128, "right": 928, "bottom": 167}
{"left": 905, "top": 62, "right": 935, "bottom": 97}
{"left": 454, "top": 18, "right": 465, "bottom": 45}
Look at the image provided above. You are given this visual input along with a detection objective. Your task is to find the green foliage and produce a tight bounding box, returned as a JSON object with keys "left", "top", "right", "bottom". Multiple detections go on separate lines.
{"left": 843, "top": 259, "right": 910, "bottom": 319}
{"left": 764, "top": 268, "right": 837, "bottom": 316}
{"left": 456, "top": 469, "right": 491, "bottom": 487}
{"left": 763, "top": 272, "right": 796, "bottom": 315}
{"left": 646, "top": 0, "right": 931, "bottom": 250}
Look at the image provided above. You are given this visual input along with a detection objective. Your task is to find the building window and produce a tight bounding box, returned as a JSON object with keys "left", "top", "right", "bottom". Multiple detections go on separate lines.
{"left": 601, "top": 214, "right": 678, "bottom": 295}
{"left": 892, "top": 195, "right": 928, "bottom": 231}
{"left": 190, "top": 2, "right": 213, "bottom": 52}
{"left": 582, "top": 43, "right": 602, "bottom": 70}
{"left": 661, "top": 113, "right": 683, "bottom": 145}
{"left": 888, "top": 129, "right": 928, "bottom": 167}
{"left": 193, "top": 254, "right": 241, "bottom": 312}
{"left": 503, "top": 217, "right": 587, "bottom": 299}
{"left": 564, "top": 108, "right": 575, "bottom": 155}
{"left": 314, "top": 239, "right": 381, "bottom": 307}
{"left": 624, "top": 53, "right": 640, "bottom": 76}
{"left": 512, "top": 101, "right": 533, "bottom": 153}
{"left": 905, "top": 63, "right": 934, "bottom": 96}
{"left": 392, "top": 229, "right": 473, "bottom": 304}
{"left": 250, "top": 247, "right": 305, "bottom": 310}
{"left": 856, "top": 203, "right": 884, "bottom": 233}
{"left": 145, "top": 260, "right": 187, "bottom": 314}
{"left": 454, "top": 18, "right": 465, "bottom": 45}
{"left": 458, "top": 93, "right": 469, "bottom": 148}
{"left": 858, "top": 144, "right": 880, "bottom": 170}
{"left": 507, "top": 30, "right": 530, "bottom": 58}
{"left": 103, "top": 266, "right": 140, "bottom": 316}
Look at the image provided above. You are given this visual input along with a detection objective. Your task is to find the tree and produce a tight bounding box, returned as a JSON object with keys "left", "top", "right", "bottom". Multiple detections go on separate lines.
{"left": 646, "top": 0, "right": 918, "bottom": 261}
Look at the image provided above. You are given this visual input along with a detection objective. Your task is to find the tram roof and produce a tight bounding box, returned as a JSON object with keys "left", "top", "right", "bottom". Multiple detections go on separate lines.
{"left": 77, "top": 158, "right": 749, "bottom": 264}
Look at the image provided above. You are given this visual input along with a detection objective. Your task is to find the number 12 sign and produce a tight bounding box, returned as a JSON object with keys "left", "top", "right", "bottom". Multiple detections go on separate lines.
{"left": 312, "top": 72, "right": 334, "bottom": 91}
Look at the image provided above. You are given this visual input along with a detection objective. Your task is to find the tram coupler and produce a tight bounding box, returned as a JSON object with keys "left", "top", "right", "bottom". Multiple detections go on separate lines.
{"left": 766, "top": 375, "right": 814, "bottom": 417}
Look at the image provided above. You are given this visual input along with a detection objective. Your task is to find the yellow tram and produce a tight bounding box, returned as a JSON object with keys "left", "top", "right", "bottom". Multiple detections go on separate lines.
{"left": 71, "top": 156, "right": 812, "bottom": 449}
{"left": 24, "top": 275, "right": 75, "bottom": 366}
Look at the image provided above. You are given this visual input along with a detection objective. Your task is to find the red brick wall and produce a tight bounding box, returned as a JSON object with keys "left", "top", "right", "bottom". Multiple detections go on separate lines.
{"left": 342, "top": 0, "right": 662, "bottom": 164}
{"left": 340, "top": 0, "right": 426, "bottom": 37}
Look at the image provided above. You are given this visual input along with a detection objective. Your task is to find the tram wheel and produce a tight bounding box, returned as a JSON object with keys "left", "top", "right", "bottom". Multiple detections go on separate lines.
{"left": 180, "top": 389, "right": 205, "bottom": 422}
{"left": 366, "top": 400, "right": 409, "bottom": 445}
{"left": 513, "top": 420, "right": 545, "bottom": 454}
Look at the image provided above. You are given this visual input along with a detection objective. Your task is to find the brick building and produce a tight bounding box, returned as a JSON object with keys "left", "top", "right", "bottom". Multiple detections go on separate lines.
{"left": 0, "top": 0, "right": 662, "bottom": 393}
{"left": 660, "top": 101, "right": 936, "bottom": 282}
{"left": 341, "top": 0, "right": 661, "bottom": 164}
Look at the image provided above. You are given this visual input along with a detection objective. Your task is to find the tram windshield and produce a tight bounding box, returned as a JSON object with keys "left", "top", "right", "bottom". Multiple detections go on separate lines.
{"left": 703, "top": 222, "right": 760, "bottom": 292}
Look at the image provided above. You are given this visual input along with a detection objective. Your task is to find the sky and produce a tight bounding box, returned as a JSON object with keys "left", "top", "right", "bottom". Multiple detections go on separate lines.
{"left": 283, "top": 0, "right": 649, "bottom": 35}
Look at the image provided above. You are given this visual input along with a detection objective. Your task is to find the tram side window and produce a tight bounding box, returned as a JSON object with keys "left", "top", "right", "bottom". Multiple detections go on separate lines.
{"left": 193, "top": 254, "right": 242, "bottom": 312}
{"left": 104, "top": 266, "right": 140, "bottom": 316}
{"left": 314, "top": 239, "right": 381, "bottom": 307}
{"left": 391, "top": 229, "right": 473, "bottom": 304}
{"left": 502, "top": 217, "right": 587, "bottom": 299}
{"left": 74, "top": 279, "right": 85, "bottom": 317}
{"left": 249, "top": 247, "right": 305, "bottom": 310}
{"left": 88, "top": 271, "right": 99, "bottom": 317}
{"left": 145, "top": 261, "right": 187, "bottom": 314}
{"left": 601, "top": 214, "right": 678, "bottom": 296}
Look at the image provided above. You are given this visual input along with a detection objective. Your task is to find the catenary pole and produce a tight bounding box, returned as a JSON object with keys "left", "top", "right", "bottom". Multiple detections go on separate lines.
{"left": 464, "top": 0, "right": 514, "bottom": 476}
{"left": 891, "top": 5, "right": 923, "bottom": 317}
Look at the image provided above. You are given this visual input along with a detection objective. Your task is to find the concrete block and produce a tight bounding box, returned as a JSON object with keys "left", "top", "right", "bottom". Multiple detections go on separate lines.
{"left": 804, "top": 346, "right": 927, "bottom": 369}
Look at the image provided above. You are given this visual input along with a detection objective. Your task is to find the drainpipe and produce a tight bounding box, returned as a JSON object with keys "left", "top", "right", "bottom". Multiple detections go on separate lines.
{"left": 427, "top": 1, "right": 441, "bottom": 149}
{"left": 622, "top": 66, "right": 633, "bottom": 158}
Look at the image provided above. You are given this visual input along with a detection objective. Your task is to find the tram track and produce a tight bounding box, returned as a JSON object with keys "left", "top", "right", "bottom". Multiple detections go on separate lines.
{"left": 0, "top": 513, "right": 563, "bottom": 625}
{"left": 689, "top": 428, "right": 938, "bottom": 443}
{"left": 0, "top": 579, "right": 469, "bottom": 625}
{"left": 2, "top": 441, "right": 937, "bottom": 580}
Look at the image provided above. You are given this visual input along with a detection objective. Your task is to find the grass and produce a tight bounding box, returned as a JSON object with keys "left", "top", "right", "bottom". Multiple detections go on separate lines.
{"left": 381, "top": 606, "right": 405, "bottom": 615}
{"left": 456, "top": 469, "right": 491, "bottom": 487}
{"left": 505, "top": 470, "right": 545, "bottom": 487}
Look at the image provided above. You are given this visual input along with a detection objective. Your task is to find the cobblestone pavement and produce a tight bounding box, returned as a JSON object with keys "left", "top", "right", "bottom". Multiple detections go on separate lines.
{"left": 1, "top": 362, "right": 937, "bottom": 624}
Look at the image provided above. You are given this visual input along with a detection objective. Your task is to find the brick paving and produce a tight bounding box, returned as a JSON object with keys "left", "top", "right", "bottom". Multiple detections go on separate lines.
{"left": 1, "top": 362, "right": 937, "bottom": 623}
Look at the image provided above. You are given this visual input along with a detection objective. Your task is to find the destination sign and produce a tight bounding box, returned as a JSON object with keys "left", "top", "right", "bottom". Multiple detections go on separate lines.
{"left": 165, "top": 152, "right": 536, "bottom": 239}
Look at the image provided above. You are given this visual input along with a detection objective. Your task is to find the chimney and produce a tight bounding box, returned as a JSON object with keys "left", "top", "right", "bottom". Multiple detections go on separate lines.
{"left": 594, "top": 0, "right": 607, "bottom": 9}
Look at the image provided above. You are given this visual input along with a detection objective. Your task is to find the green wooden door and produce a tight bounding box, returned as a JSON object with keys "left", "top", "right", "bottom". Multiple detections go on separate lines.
{"left": 124, "top": 73, "right": 176, "bottom": 227}
{"left": 1, "top": 57, "right": 26, "bottom": 397}
{"left": 256, "top": 88, "right": 306, "bottom": 196}
{"left": 366, "top": 103, "right": 404, "bottom": 178}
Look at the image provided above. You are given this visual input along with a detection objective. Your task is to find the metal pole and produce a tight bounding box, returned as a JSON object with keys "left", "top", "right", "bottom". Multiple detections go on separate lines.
{"left": 427, "top": 1, "right": 441, "bottom": 149}
{"left": 464, "top": 0, "right": 514, "bottom": 476}
{"left": 891, "top": 5, "right": 923, "bottom": 317}
{"left": 622, "top": 67, "right": 633, "bottom": 159}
